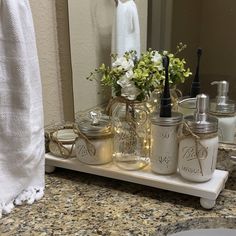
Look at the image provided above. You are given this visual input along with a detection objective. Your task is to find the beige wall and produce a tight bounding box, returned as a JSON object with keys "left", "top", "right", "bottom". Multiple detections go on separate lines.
{"left": 29, "top": 0, "right": 147, "bottom": 124}
{"left": 29, "top": 0, "right": 74, "bottom": 125}
{"left": 68, "top": 0, "right": 148, "bottom": 113}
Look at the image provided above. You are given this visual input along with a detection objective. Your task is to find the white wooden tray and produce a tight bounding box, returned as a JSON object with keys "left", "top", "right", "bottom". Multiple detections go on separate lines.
{"left": 45, "top": 153, "right": 229, "bottom": 209}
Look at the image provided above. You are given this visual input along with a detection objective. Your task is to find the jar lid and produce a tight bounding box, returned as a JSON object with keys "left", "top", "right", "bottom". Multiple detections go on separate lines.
{"left": 51, "top": 128, "right": 77, "bottom": 144}
{"left": 178, "top": 97, "right": 196, "bottom": 110}
{"left": 210, "top": 81, "right": 236, "bottom": 114}
{"left": 150, "top": 112, "right": 183, "bottom": 126}
{"left": 184, "top": 115, "right": 218, "bottom": 134}
{"left": 210, "top": 99, "right": 236, "bottom": 114}
{"left": 185, "top": 94, "right": 218, "bottom": 134}
{"left": 78, "top": 111, "right": 112, "bottom": 137}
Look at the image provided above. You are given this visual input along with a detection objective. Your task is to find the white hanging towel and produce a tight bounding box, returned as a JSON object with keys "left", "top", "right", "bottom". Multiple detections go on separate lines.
{"left": 0, "top": 0, "right": 45, "bottom": 217}
{"left": 112, "top": 0, "right": 141, "bottom": 57}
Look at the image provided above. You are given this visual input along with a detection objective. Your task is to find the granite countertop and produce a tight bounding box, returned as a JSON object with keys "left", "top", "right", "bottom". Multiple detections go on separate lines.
{"left": 1, "top": 168, "right": 236, "bottom": 236}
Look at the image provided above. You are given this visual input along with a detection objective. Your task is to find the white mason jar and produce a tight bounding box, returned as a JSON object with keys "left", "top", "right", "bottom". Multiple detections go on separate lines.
{"left": 217, "top": 115, "right": 236, "bottom": 143}
{"left": 150, "top": 112, "right": 183, "bottom": 174}
{"left": 178, "top": 94, "right": 219, "bottom": 182}
{"left": 75, "top": 112, "right": 113, "bottom": 165}
{"left": 178, "top": 133, "right": 219, "bottom": 182}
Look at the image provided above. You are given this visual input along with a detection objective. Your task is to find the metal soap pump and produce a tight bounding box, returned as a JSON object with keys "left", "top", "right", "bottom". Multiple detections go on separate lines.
{"left": 209, "top": 80, "right": 236, "bottom": 143}
{"left": 150, "top": 56, "right": 183, "bottom": 175}
{"left": 178, "top": 94, "right": 219, "bottom": 182}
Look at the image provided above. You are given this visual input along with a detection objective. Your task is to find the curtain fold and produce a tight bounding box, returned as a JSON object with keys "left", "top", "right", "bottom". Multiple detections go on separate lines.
{"left": 0, "top": 0, "right": 45, "bottom": 218}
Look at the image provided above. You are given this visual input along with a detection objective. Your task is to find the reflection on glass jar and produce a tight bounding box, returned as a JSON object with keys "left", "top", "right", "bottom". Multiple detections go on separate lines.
{"left": 178, "top": 97, "right": 197, "bottom": 117}
{"left": 112, "top": 100, "right": 150, "bottom": 170}
{"left": 149, "top": 88, "right": 182, "bottom": 112}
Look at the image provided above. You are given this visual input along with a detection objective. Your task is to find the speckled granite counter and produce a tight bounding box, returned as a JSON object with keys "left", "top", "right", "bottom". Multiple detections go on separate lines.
{"left": 1, "top": 168, "right": 236, "bottom": 236}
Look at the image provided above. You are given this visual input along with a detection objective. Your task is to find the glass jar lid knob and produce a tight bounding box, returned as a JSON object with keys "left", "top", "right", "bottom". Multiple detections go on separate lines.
{"left": 90, "top": 110, "right": 102, "bottom": 126}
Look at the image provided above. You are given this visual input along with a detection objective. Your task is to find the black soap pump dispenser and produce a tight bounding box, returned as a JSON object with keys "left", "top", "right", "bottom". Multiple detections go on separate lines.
{"left": 190, "top": 48, "right": 202, "bottom": 97}
{"left": 160, "top": 56, "right": 172, "bottom": 117}
{"left": 150, "top": 55, "right": 183, "bottom": 175}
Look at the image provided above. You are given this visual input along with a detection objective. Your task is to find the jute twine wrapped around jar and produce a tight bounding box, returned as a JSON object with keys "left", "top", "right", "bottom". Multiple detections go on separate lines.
{"left": 46, "top": 122, "right": 96, "bottom": 159}
{"left": 178, "top": 122, "right": 218, "bottom": 176}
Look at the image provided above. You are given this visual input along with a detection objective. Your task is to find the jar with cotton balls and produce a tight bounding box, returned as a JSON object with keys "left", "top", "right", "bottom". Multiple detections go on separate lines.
{"left": 75, "top": 110, "right": 113, "bottom": 165}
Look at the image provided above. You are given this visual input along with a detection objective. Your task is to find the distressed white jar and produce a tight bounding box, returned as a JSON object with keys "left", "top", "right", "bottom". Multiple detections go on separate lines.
{"left": 76, "top": 114, "right": 113, "bottom": 165}
{"left": 178, "top": 133, "right": 218, "bottom": 182}
{"left": 150, "top": 112, "right": 182, "bottom": 174}
{"left": 178, "top": 94, "right": 219, "bottom": 182}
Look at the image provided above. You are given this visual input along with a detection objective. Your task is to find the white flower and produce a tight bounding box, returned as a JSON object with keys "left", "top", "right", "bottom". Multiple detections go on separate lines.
{"left": 117, "top": 76, "right": 130, "bottom": 88}
{"left": 117, "top": 70, "right": 133, "bottom": 88}
{"left": 125, "top": 70, "right": 133, "bottom": 79}
{"left": 152, "top": 51, "right": 162, "bottom": 63}
{"left": 163, "top": 50, "right": 168, "bottom": 55}
{"left": 112, "top": 56, "right": 134, "bottom": 71}
{"left": 152, "top": 51, "right": 164, "bottom": 70}
{"left": 121, "top": 81, "right": 140, "bottom": 100}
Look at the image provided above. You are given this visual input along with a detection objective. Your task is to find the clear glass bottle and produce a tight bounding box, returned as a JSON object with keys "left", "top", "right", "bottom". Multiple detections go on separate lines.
{"left": 149, "top": 87, "right": 182, "bottom": 113}
{"left": 112, "top": 100, "right": 150, "bottom": 170}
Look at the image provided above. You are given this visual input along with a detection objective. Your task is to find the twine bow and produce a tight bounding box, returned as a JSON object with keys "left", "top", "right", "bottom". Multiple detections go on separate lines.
{"left": 49, "top": 129, "right": 76, "bottom": 159}
{"left": 178, "top": 122, "right": 209, "bottom": 176}
{"left": 48, "top": 123, "right": 96, "bottom": 159}
{"left": 105, "top": 96, "right": 147, "bottom": 137}
{"left": 73, "top": 124, "right": 96, "bottom": 156}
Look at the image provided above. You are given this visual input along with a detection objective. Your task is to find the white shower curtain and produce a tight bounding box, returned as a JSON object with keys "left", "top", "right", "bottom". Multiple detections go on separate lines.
{"left": 0, "top": 0, "right": 45, "bottom": 217}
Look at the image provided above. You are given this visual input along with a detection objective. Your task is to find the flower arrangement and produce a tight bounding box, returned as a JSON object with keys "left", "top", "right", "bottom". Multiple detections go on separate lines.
{"left": 87, "top": 43, "right": 192, "bottom": 101}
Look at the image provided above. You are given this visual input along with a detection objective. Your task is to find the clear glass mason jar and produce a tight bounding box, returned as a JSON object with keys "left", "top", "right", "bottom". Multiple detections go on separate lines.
{"left": 112, "top": 100, "right": 151, "bottom": 170}
{"left": 149, "top": 87, "right": 182, "bottom": 113}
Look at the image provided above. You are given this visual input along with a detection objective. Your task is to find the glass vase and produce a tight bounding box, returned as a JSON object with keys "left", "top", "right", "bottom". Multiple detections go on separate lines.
{"left": 149, "top": 87, "right": 182, "bottom": 112}
{"left": 112, "top": 100, "right": 150, "bottom": 170}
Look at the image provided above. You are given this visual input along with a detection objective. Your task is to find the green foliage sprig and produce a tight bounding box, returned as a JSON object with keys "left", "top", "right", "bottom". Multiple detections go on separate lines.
{"left": 87, "top": 43, "right": 192, "bottom": 101}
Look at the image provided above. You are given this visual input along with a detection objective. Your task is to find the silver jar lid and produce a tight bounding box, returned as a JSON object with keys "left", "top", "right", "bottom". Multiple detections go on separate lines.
{"left": 185, "top": 94, "right": 218, "bottom": 134}
{"left": 150, "top": 112, "right": 183, "bottom": 126}
{"left": 184, "top": 115, "right": 218, "bottom": 134}
{"left": 210, "top": 99, "right": 236, "bottom": 114}
{"left": 210, "top": 81, "right": 236, "bottom": 114}
{"left": 78, "top": 111, "right": 112, "bottom": 137}
{"left": 178, "top": 97, "right": 197, "bottom": 110}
